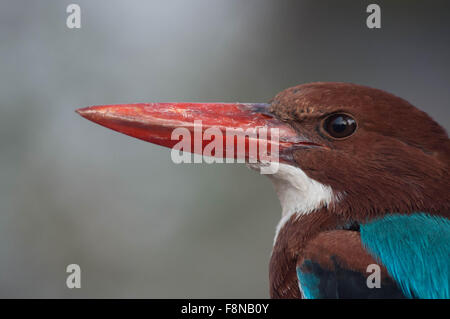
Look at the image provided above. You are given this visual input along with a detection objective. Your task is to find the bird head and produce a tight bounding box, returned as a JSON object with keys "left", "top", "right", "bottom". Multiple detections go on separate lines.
{"left": 76, "top": 82, "right": 450, "bottom": 230}
{"left": 268, "top": 83, "right": 450, "bottom": 221}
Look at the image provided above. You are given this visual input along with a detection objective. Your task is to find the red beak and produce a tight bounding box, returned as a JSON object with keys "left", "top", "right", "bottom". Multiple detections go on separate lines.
{"left": 76, "top": 102, "right": 310, "bottom": 163}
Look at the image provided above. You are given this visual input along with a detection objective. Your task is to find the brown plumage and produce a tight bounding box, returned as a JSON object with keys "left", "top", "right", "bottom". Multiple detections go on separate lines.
{"left": 269, "top": 82, "right": 450, "bottom": 298}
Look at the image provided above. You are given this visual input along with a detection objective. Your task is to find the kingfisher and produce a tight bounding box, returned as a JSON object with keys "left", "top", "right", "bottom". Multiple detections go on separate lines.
{"left": 77, "top": 82, "right": 450, "bottom": 299}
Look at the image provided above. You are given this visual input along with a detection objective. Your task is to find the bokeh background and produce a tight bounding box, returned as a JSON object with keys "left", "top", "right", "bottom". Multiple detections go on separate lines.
{"left": 0, "top": 0, "right": 449, "bottom": 298}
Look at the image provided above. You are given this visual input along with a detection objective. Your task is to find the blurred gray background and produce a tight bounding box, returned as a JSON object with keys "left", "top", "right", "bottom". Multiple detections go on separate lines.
{"left": 0, "top": 0, "right": 449, "bottom": 298}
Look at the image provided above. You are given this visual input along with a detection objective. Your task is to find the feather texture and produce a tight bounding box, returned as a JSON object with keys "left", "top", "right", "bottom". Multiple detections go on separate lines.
{"left": 360, "top": 213, "right": 450, "bottom": 299}
{"left": 295, "top": 230, "right": 405, "bottom": 298}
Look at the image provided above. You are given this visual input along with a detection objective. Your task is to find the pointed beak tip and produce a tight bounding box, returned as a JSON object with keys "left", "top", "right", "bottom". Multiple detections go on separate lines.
{"left": 76, "top": 106, "right": 97, "bottom": 120}
{"left": 75, "top": 107, "right": 86, "bottom": 116}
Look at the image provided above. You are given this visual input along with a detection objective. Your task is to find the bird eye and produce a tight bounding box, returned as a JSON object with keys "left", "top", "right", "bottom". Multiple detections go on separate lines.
{"left": 323, "top": 113, "right": 357, "bottom": 139}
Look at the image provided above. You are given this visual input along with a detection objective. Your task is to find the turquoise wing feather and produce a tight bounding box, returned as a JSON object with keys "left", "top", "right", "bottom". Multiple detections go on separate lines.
{"left": 360, "top": 213, "right": 450, "bottom": 299}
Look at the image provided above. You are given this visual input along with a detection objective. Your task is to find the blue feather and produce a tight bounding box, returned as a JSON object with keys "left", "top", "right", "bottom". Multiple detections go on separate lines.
{"left": 360, "top": 213, "right": 450, "bottom": 299}
{"left": 296, "top": 261, "right": 321, "bottom": 299}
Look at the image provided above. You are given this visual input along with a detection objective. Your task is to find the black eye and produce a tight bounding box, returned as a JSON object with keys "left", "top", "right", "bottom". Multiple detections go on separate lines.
{"left": 323, "top": 114, "right": 357, "bottom": 139}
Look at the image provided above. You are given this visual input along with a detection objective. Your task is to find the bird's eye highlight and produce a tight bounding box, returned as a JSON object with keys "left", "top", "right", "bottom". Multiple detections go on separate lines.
{"left": 323, "top": 114, "right": 357, "bottom": 139}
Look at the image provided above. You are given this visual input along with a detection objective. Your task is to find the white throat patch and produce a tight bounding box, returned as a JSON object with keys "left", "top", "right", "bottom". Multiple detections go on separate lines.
{"left": 266, "top": 163, "right": 337, "bottom": 245}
